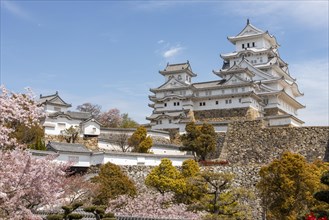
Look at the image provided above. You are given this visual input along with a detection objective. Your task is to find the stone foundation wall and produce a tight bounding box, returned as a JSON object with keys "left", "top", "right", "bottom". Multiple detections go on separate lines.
{"left": 194, "top": 107, "right": 261, "bottom": 122}
{"left": 45, "top": 135, "right": 98, "bottom": 150}
{"left": 264, "top": 107, "right": 286, "bottom": 116}
{"left": 219, "top": 120, "right": 329, "bottom": 165}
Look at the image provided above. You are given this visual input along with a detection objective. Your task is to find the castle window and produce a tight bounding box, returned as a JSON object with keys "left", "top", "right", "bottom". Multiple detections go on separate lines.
{"left": 252, "top": 42, "right": 255, "bottom": 47}
{"left": 159, "top": 120, "right": 162, "bottom": 124}
{"left": 199, "top": 102, "right": 206, "bottom": 106}
{"left": 247, "top": 43, "right": 250, "bottom": 48}
{"left": 177, "top": 102, "right": 180, "bottom": 106}
{"left": 225, "top": 99, "right": 232, "bottom": 104}
{"left": 216, "top": 101, "right": 219, "bottom": 105}
{"left": 164, "top": 103, "right": 167, "bottom": 107}
{"left": 169, "top": 120, "right": 172, "bottom": 124}
{"left": 174, "top": 102, "right": 176, "bottom": 106}
{"left": 186, "top": 75, "right": 188, "bottom": 81}
{"left": 239, "top": 98, "right": 242, "bottom": 103}
{"left": 242, "top": 44, "right": 245, "bottom": 49}
{"left": 178, "top": 75, "right": 182, "bottom": 80}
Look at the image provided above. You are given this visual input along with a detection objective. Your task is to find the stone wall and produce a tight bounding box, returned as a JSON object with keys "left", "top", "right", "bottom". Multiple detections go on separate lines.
{"left": 194, "top": 107, "right": 260, "bottom": 122}
{"left": 219, "top": 120, "right": 329, "bottom": 165}
{"left": 45, "top": 135, "right": 98, "bottom": 150}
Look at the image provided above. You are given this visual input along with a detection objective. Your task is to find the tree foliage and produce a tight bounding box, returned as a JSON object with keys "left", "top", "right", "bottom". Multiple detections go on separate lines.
{"left": 113, "top": 132, "right": 131, "bottom": 152}
{"left": 194, "top": 170, "right": 252, "bottom": 219}
{"left": 145, "top": 158, "right": 251, "bottom": 218}
{"left": 76, "top": 102, "right": 138, "bottom": 128}
{"left": 128, "top": 126, "right": 153, "bottom": 153}
{"left": 47, "top": 202, "right": 84, "bottom": 220}
{"left": 145, "top": 158, "right": 184, "bottom": 195}
{"left": 257, "top": 152, "right": 328, "bottom": 220}
{"left": 91, "top": 162, "right": 137, "bottom": 205}
{"left": 174, "top": 159, "right": 205, "bottom": 204}
{"left": 61, "top": 126, "right": 80, "bottom": 143}
{"left": 181, "top": 122, "right": 217, "bottom": 161}
{"left": 312, "top": 171, "right": 329, "bottom": 218}
{"left": 120, "top": 113, "right": 138, "bottom": 128}
{"left": 314, "top": 171, "right": 329, "bottom": 204}
{"left": 76, "top": 103, "right": 101, "bottom": 118}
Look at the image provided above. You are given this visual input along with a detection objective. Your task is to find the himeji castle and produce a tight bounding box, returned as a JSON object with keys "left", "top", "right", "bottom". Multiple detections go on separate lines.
{"left": 147, "top": 20, "right": 305, "bottom": 132}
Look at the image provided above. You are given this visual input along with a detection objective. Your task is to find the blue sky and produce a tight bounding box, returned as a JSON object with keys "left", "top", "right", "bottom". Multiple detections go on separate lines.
{"left": 1, "top": 0, "right": 328, "bottom": 126}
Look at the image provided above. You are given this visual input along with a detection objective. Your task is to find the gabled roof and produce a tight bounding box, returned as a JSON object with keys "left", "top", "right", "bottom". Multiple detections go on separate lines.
{"left": 159, "top": 61, "right": 197, "bottom": 77}
{"left": 215, "top": 63, "right": 255, "bottom": 78}
{"left": 48, "top": 111, "right": 92, "bottom": 120}
{"left": 150, "top": 77, "right": 190, "bottom": 92}
{"left": 39, "top": 91, "right": 72, "bottom": 108}
{"left": 235, "top": 19, "right": 264, "bottom": 36}
{"left": 46, "top": 141, "right": 91, "bottom": 153}
{"left": 238, "top": 58, "right": 275, "bottom": 80}
{"left": 80, "top": 117, "right": 103, "bottom": 126}
{"left": 227, "top": 20, "right": 279, "bottom": 46}
{"left": 220, "top": 47, "right": 275, "bottom": 59}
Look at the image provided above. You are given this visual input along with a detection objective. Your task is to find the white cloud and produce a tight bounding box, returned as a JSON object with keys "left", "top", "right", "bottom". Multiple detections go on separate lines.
{"left": 290, "top": 58, "right": 329, "bottom": 126}
{"left": 157, "top": 40, "right": 165, "bottom": 44}
{"left": 1, "top": 0, "right": 33, "bottom": 22}
{"left": 223, "top": 1, "right": 328, "bottom": 29}
{"left": 163, "top": 46, "right": 184, "bottom": 58}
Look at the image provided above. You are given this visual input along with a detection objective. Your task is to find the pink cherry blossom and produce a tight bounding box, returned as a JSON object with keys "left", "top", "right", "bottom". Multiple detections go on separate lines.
{"left": 108, "top": 192, "right": 203, "bottom": 219}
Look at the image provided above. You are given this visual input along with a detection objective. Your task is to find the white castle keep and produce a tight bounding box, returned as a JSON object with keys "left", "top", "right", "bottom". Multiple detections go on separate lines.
{"left": 147, "top": 20, "right": 305, "bottom": 132}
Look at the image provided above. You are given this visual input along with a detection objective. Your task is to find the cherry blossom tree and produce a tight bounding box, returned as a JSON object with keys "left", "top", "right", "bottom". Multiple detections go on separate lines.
{"left": 97, "top": 108, "right": 122, "bottom": 128}
{"left": 107, "top": 192, "right": 203, "bottom": 219}
{"left": 0, "top": 86, "right": 44, "bottom": 149}
{"left": 0, "top": 149, "right": 68, "bottom": 220}
{"left": 0, "top": 86, "right": 71, "bottom": 219}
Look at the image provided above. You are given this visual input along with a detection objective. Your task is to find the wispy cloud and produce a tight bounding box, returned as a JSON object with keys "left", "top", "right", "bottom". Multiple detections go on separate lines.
{"left": 222, "top": 1, "right": 328, "bottom": 29}
{"left": 131, "top": 1, "right": 180, "bottom": 11}
{"left": 155, "top": 40, "right": 185, "bottom": 60}
{"left": 163, "top": 46, "right": 184, "bottom": 58}
{"left": 290, "top": 58, "right": 329, "bottom": 126}
{"left": 1, "top": 0, "right": 34, "bottom": 22}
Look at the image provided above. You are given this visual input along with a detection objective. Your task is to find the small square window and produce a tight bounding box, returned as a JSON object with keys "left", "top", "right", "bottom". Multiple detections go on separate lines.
{"left": 177, "top": 102, "right": 180, "bottom": 106}
{"left": 164, "top": 103, "right": 167, "bottom": 107}
{"left": 216, "top": 101, "right": 219, "bottom": 105}
{"left": 242, "top": 44, "right": 245, "bottom": 49}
